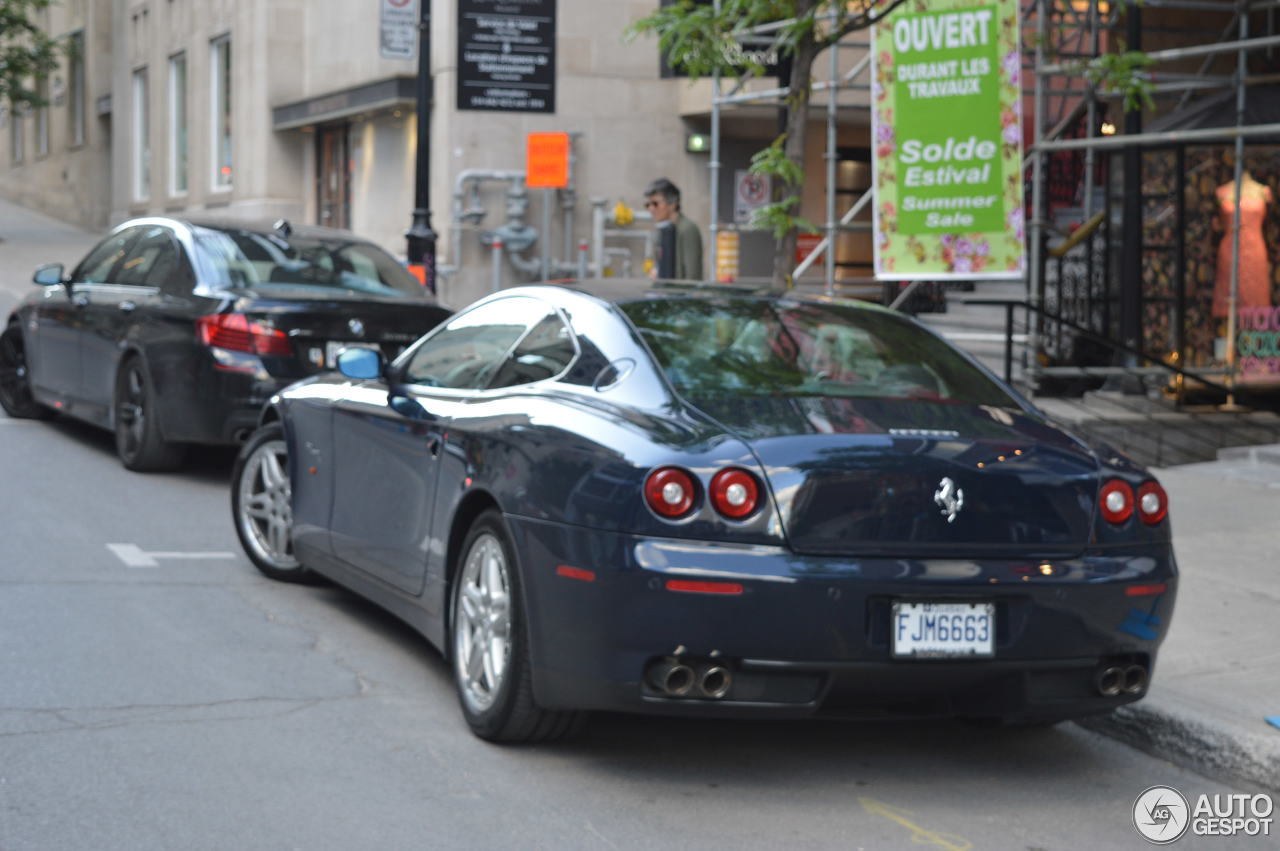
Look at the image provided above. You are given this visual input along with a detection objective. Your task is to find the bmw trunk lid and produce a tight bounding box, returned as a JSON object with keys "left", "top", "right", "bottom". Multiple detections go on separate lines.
{"left": 234, "top": 293, "right": 450, "bottom": 368}
{"left": 693, "top": 397, "right": 1100, "bottom": 559}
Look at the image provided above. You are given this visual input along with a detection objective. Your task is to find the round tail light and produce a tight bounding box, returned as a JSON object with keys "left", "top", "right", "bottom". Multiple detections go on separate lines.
{"left": 1099, "top": 479, "right": 1135, "bottom": 525}
{"left": 709, "top": 468, "right": 761, "bottom": 519}
{"left": 1137, "top": 481, "right": 1168, "bottom": 525}
{"left": 645, "top": 467, "right": 697, "bottom": 519}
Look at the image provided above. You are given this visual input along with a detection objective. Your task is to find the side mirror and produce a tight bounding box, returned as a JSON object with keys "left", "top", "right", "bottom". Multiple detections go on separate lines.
{"left": 336, "top": 346, "right": 384, "bottom": 380}
{"left": 33, "top": 263, "right": 65, "bottom": 287}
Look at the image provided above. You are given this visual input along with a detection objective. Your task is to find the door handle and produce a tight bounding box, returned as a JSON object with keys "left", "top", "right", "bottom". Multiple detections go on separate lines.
{"left": 428, "top": 437, "right": 441, "bottom": 458}
{"left": 119, "top": 301, "right": 137, "bottom": 313}
{"left": 71, "top": 294, "right": 89, "bottom": 308}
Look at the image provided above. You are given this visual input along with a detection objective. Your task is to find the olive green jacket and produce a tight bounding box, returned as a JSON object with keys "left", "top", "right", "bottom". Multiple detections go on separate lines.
{"left": 672, "top": 213, "right": 704, "bottom": 281}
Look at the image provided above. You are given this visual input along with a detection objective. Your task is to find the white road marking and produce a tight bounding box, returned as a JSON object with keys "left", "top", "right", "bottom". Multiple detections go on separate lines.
{"left": 106, "top": 543, "right": 237, "bottom": 568}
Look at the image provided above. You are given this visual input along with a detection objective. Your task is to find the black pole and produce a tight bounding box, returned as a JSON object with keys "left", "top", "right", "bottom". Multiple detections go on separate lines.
{"left": 406, "top": 0, "right": 437, "bottom": 294}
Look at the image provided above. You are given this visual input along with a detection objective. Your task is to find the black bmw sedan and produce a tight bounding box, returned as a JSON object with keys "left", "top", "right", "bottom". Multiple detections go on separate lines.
{"left": 231, "top": 281, "right": 1176, "bottom": 742}
{"left": 0, "top": 217, "right": 450, "bottom": 470}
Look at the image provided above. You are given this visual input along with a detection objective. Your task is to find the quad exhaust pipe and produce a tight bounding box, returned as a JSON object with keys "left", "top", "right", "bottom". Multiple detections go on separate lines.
{"left": 646, "top": 658, "right": 733, "bottom": 700}
{"left": 1095, "top": 663, "right": 1148, "bottom": 697}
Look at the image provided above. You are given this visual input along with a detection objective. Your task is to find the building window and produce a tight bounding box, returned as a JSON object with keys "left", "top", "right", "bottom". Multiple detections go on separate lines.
{"left": 10, "top": 108, "right": 23, "bottom": 164}
{"left": 210, "top": 35, "right": 232, "bottom": 190}
{"left": 68, "top": 31, "right": 85, "bottom": 147}
{"left": 133, "top": 68, "right": 150, "bottom": 201}
{"left": 169, "top": 52, "right": 188, "bottom": 195}
{"left": 35, "top": 77, "right": 49, "bottom": 157}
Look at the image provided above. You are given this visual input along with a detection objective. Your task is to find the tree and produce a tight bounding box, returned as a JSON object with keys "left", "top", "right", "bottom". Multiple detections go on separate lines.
{"left": 0, "top": 0, "right": 60, "bottom": 115}
{"left": 628, "top": 0, "right": 907, "bottom": 286}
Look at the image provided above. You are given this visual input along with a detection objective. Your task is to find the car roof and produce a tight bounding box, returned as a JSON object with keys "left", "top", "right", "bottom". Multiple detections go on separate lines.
{"left": 122, "top": 215, "right": 375, "bottom": 244}
{"left": 550, "top": 278, "right": 898, "bottom": 316}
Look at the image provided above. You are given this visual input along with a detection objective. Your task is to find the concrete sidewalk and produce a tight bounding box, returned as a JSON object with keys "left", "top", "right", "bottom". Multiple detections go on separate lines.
{"left": 1079, "top": 449, "right": 1280, "bottom": 794}
{"left": 0, "top": 196, "right": 97, "bottom": 312}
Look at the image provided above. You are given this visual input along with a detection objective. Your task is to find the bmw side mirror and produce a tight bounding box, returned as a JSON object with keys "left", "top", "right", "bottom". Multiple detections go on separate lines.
{"left": 336, "top": 346, "right": 384, "bottom": 380}
{"left": 33, "top": 263, "right": 65, "bottom": 287}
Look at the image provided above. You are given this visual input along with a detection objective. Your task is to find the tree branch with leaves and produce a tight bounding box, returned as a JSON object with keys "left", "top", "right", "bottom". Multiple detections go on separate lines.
{"left": 627, "top": 0, "right": 908, "bottom": 285}
{"left": 0, "top": 0, "right": 60, "bottom": 114}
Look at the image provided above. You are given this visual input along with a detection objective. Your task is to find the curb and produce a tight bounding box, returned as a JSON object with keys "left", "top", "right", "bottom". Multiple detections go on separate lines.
{"left": 1078, "top": 700, "right": 1280, "bottom": 794}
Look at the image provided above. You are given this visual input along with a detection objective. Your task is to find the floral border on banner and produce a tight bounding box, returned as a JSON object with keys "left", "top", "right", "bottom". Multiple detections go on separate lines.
{"left": 871, "top": 0, "right": 1025, "bottom": 280}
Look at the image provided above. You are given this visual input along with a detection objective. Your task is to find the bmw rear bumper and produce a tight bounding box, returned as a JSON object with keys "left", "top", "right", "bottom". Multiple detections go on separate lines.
{"left": 508, "top": 516, "right": 1177, "bottom": 722}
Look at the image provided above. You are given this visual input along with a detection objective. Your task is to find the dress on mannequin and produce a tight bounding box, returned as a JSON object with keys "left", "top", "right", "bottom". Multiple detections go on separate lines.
{"left": 1213, "top": 174, "right": 1272, "bottom": 318}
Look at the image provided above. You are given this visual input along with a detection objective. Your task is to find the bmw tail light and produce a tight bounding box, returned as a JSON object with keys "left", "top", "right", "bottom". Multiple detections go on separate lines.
{"left": 196, "top": 313, "right": 293, "bottom": 357}
{"left": 1137, "top": 481, "right": 1168, "bottom": 525}
{"left": 1099, "top": 479, "right": 1135, "bottom": 525}
{"left": 709, "top": 468, "right": 761, "bottom": 519}
{"left": 645, "top": 467, "right": 697, "bottom": 519}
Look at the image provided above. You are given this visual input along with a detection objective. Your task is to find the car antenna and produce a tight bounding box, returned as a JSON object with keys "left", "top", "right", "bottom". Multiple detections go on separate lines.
{"left": 273, "top": 218, "right": 293, "bottom": 238}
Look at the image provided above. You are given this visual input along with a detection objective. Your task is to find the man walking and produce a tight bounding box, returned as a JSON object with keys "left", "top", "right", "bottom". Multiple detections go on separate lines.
{"left": 644, "top": 178, "right": 703, "bottom": 281}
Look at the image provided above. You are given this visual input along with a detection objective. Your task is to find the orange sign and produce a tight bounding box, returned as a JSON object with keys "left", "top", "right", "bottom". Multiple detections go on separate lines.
{"left": 526, "top": 132, "right": 570, "bottom": 189}
{"left": 795, "top": 233, "right": 825, "bottom": 265}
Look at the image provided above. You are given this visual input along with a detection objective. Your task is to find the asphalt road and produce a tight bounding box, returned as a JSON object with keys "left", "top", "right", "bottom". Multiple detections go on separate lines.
{"left": 0, "top": 410, "right": 1272, "bottom": 850}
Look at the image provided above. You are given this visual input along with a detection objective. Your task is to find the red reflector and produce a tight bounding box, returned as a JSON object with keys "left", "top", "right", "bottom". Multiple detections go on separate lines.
{"left": 665, "top": 579, "right": 744, "bottom": 595}
{"left": 555, "top": 565, "right": 595, "bottom": 583}
{"left": 1125, "top": 583, "right": 1168, "bottom": 596}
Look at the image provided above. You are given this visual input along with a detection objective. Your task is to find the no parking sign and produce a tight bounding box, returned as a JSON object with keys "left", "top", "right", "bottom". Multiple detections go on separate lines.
{"left": 734, "top": 170, "right": 772, "bottom": 226}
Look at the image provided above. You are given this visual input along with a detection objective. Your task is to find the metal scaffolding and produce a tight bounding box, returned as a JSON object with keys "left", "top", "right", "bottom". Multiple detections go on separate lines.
{"left": 707, "top": 1, "right": 874, "bottom": 295}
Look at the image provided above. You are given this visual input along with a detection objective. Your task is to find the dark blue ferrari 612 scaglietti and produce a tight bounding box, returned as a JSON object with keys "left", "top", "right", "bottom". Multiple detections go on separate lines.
{"left": 230, "top": 281, "right": 1176, "bottom": 742}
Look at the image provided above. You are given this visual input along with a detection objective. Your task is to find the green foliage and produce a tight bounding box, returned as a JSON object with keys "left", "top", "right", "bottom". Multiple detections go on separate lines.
{"left": 1084, "top": 47, "right": 1154, "bottom": 112}
{"left": 0, "top": 0, "right": 60, "bottom": 110}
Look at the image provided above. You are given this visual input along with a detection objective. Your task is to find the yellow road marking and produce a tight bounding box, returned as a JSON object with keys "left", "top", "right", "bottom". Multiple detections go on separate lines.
{"left": 859, "top": 797, "right": 973, "bottom": 851}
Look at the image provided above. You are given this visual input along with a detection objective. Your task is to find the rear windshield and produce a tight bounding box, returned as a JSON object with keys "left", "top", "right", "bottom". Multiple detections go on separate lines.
{"left": 619, "top": 296, "right": 1016, "bottom": 406}
{"left": 192, "top": 226, "right": 426, "bottom": 298}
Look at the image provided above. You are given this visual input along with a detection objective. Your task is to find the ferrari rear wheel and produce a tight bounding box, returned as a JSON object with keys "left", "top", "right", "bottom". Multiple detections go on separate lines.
{"left": 450, "top": 510, "right": 583, "bottom": 742}
{"left": 0, "top": 324, "right": 53, "bottom": 420}
{"left": 232, "top": 423, "right": 318, "bottom": 584}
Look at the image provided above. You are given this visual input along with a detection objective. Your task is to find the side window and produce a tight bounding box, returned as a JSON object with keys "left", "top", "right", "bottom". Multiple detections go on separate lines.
{"left": 74, "top": 228, "right": 141, "bottom": 283}
{"left": 487, "top": 313, "right": 576, "bottom": 389}
{"left": 145, "top": 240, "right": 197, "bottom": 295}
{"left": 116, "top": 226, "right": 179, "bottom": 287}
{"left": 403, "top": 296, "right": 546, "bottom": 390}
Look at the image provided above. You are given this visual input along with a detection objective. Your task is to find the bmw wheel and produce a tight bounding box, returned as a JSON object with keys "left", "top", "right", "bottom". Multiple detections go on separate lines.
{"left": 114, "top": 357, "right": 186, "bottom": 471}
{"left": 450, "top": 510, "right": 583, "bottom": 742}
{"left": 232, "top": 423, "right": 317, "bottom": 584}
{"left": 0, "top": 324, "right": 53, "bottom": 420}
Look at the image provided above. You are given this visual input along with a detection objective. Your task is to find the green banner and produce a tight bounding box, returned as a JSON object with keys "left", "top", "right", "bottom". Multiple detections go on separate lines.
{"left": 872, "top": 0, "right": 1024, "bottom": 280}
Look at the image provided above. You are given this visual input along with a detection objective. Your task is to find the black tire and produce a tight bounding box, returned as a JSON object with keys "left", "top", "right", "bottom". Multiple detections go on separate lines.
{"left": 114, "top": 356, "right": 186, "bottom": 471}
{"left": 231, "top": 422, "right": 319, "bottom": 584}
{"left": 450, "top": 509, "right": 584, "bottom": 743}
{"left": 0, "top": 323, "right": 54, "bottom": 420}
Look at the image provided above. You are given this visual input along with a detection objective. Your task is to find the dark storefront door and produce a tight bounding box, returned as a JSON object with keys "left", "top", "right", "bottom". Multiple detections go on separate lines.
{"left": 317, "top": 125, "right": 350, "bottom": 230}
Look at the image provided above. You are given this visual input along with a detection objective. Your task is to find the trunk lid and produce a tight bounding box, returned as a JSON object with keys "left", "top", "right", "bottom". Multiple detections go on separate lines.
{"left": 693, "top": 396, "right": 1100, "bottom": 559}
{"left": 234, "top": 292, "right": 450, "bottom": 371}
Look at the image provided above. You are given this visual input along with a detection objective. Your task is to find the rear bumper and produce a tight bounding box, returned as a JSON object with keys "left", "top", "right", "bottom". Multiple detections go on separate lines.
{"left": 152, "top": 353, "right": 294, "bottom": 444}
{"left": 508, "top": 516, "right": 1177, "bottom": 721}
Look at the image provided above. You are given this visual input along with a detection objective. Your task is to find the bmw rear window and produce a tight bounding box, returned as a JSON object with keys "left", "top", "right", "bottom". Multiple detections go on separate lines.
{"left": 192, "top": 226, "right": 426, "bottom": 298}
{"left": 619, "top": 296, "right": 1016, "bottom": 406}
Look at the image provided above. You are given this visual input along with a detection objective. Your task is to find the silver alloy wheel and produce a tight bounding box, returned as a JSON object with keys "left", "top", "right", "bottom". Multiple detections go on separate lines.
{"left": 236, "top": 438, "right": 298, "bottom": 570}
{"left": 453, "top": 532, "right": 512, "bottom": 714}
